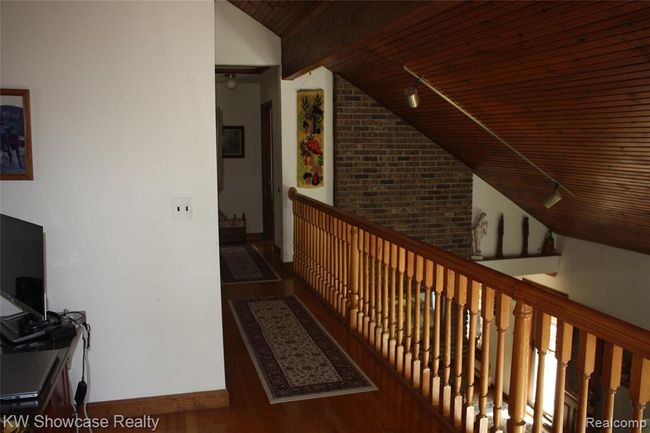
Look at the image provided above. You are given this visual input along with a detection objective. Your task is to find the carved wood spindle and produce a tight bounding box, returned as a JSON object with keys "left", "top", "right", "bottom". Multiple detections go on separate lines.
{"left": 369, "top": 234, "right": 377, "bottom": 346}
{"left": 443, "top": 268, "right": 456, "bottom": 418}
{"left": 453, "top": 275, "right": 468, "bottom": 428}
{"left": 374, "top": 237, "right": 385, "bottom": 352}
{"left": 388, "top": 244, "right": 398, "bottom": 365}
{"left": 332, "top": 218, "right": 341, "bottom": 314}
{"left": 341, "top": 222, "right": 349, "bottom": 318}
{"left": 404, "top": 251, "right": 415, "bottom": 380}
{"left": 316, "top": 210, "right": 323, "bottom": 296}
{"left": 361, "top": 230, "right": 370, "bottom": 337}
{"left": 507, "top": 301, "right": 534, "bottom": 433}
{"left": 396, "top": 247, "right": 407, "bottom": 373}
{"left": 601, "top": 343, "right": 623, "bottom": 433}
{"left": 381, "top": 240, "right": 390, "bottom": 358}
{"left": 348, "top": 226, "right": 360, "bottom": 331}
{"left": 532, "top": 313, "right": 552, "bottom": 433}
{"left": 464, "top": 280, "right": 480, "bottom": 433}
{"left": 478, "top": 287, "right": 495, "bottom": 433}
{"left": 493, "top": 292, "right": 511, "bottom": 433}
{"left": 412, "top": 255, "right": 424, "bottom": 389}
{"left": 629, "top": 354, "right": 650, "bottom": 433}
{"left": 431, "top": 264, "right": 444, "bottom": 408}
{"left": 575, "top": 330, "right": 597, "bottom": 433}
{"left": 421, "top": 259, "right": 434, "bottom": 399}
{"left": 551, "top": 320, "right": 573, "bottom": 433}
{"left": 327, "top": 214, "right": 335, "bottom": 307}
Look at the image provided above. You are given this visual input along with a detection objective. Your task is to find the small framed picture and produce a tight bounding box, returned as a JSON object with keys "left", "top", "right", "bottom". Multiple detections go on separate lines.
{"left": 1, "top": 89, "right": 33, "bottom": 180}
{"left": 222, "top": 126, "right": 245, "bottom": 158}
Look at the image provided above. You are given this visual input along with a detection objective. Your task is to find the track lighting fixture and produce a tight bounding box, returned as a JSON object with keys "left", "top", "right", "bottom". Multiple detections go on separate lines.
{"left": 404, "top": 85, "right": 419, "bottom": 109}
{"left": 404, "top": 77, "right": 422, "bottom": 109}
{"left": 402, "top": 64, "right": 576, "bottom": 208}
{"left": 543, "top": 185, "right": 563, "bottom": 209}
{"left": 225, "top": 74, "right": 237, "bottom": 90}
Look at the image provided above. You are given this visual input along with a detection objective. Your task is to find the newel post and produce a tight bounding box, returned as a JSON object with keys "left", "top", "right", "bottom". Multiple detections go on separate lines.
{"left": 348, "top": 226, "right": 360, "bottom": 331}
{"left": 507, "top": 300, "right": 534, "bottom": 433}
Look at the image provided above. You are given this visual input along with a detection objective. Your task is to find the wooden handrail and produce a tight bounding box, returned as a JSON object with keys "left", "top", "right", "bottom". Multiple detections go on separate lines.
{"left": 289, "top": 187, "right": 650, "bottom": 358}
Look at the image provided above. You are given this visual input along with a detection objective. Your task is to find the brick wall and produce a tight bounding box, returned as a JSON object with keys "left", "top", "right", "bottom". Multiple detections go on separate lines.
{"left": 334, "top": 75, "right": 472, "bottom": 257}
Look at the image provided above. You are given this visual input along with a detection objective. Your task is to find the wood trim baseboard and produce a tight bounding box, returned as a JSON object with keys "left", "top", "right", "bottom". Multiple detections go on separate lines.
{"left": 88, "top": 389, "right": 229, "bottom": 417}
{"left": 246, "top": 232, "right": 264, "bottom": 242}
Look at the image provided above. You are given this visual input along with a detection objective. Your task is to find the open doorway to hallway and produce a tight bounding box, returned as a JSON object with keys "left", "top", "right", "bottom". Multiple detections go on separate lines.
{"left": 216, "top": 66, "right": 280, "bottom": 245}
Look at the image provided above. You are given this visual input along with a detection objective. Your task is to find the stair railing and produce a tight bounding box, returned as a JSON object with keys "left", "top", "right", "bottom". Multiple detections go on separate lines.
{"left": 289, "top": 188, "right": 650, "bottom": 433}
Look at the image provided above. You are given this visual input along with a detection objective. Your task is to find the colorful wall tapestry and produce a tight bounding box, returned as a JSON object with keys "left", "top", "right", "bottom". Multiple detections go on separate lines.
{"left": 297, "top": 89, "right": 324, "bottom": 188}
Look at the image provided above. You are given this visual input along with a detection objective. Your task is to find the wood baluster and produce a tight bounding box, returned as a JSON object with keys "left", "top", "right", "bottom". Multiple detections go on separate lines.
{"left": 381, "top": 240, "right": 390, "bottom": 358}
{"left": 629, "top": 354, "right": 650, "bottom": 433}
{"left": 412, "top": 255, "right": 424, "bottom": 389}
{"left": 404, "top": 251, "right": 415, "bottom": 380}
{"left": 362, "top": 231, "right": 371, "bottom": 338}
{"left": 575, "top": 330, "right": 596, "bottom": 433}
{"left": 532, "top": 313, "right": 552, "bottom": 433}
{"left": 327, "top": 214, "right": 335, "bottom": 307}
{"left": 369, "top": 234, "right": 377, "bottom": 347}
{"left": 334, "top": 219, "right": 340, "bottom": 310}
{"left": 307, "top": 206, "right": 314, "bottom": 287}
{"left": 341, "top": 222, "right": 349, "bottom": 318}
{"left": 552, "top": 320, "right": 574, "bottom": 433}
{"left": 464, "top": 280, "right": 480, "bottom": 433}
{"left": 493, "top": 292, "right": 511, "bottom": 433}
{"left": 374, "top": 237, "right": 384, "bottom": 352}
{"left": 357, "top": 229, "right": 365, "bottom": 332}
{"left": 388, "top": 243, "right": 398, "bottom": 365}
{"left": 315, "top": 210, "right": 322, "bottom": 296}
{"left": 478, "top": 287, "right": 495, "bottom": 433}
{"left": 507, "top": 301, "right": 534, "bottom": 433}
{"left": 292, "top": 200, "right": 298, "bottom": 271}
{"left": 421, "top": 259, "right": 434, "bottom": 399}
{"left": 453, "top": 275, "right": 468, "bottom": 428}
{"left": 348, "top": 226, "right": 360, "bottom": 330}
{"left": 601, "top": 343, "right": 623, "bottom": 433}
{"left": 431, "top": 264, "right": 444, "bottom": 408}
{"left": 396, "top": 247, "right": 407, "bottom": 373}
{"left": 319, "top": 211, "right": 325, "bottom": 297}
{"left": 442, "top": 269, "right": 456, "bottom": 418}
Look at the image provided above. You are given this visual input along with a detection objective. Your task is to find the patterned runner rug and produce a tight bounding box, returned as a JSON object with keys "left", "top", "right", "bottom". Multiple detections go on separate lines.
{"left": 229, "top": 296, "right": 377, "bottom": 404}
{"left": 220, "top": 244, "right": 281, "bottom": 284}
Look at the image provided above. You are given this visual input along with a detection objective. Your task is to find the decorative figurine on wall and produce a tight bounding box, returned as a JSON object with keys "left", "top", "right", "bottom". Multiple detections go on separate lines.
{"left": 522, "top": 216, "right": 530, "bottom": 257}
{"left": 471, "top": 212, "right": 488, "bottom": 260}
{"left": 542, "top": 230, "right": 557, "bottom": 255}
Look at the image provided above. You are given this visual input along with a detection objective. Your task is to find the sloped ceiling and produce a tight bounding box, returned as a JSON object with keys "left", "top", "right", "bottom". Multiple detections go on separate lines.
{"left": 230, "top": 1, "right": 650, "bottom": 255}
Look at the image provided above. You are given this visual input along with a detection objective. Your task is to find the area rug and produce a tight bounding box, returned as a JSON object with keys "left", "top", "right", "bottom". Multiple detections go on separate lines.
{"left": 229, "top": 296, "right": 377, "bottom": 404}
{"left": 220, "top": 244, "right": 282, "bottom": 284}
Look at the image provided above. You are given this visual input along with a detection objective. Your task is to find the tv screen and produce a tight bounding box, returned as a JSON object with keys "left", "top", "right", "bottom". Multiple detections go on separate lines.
{"left": 0, "top": 214, "right": 46, "bottom": 320}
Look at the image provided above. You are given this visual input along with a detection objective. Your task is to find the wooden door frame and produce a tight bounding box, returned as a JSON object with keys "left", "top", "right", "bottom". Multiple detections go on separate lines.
{"left": 260, "top": 101, "right": 274, "bottom": 242}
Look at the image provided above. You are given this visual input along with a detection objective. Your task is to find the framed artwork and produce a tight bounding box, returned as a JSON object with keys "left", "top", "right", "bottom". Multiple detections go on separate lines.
{"left": 223, "top": 126, "right": 245, "bottom": 158}
{"left": 297, "top": 89, "right": 324, "bottom": 188}
{"left": 1, "top": 89, "right": 33, "bottom": 180}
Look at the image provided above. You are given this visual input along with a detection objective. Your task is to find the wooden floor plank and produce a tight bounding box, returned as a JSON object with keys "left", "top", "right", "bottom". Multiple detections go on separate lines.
{"left": 92, "top": 242, "right": 453, "bottom": 433}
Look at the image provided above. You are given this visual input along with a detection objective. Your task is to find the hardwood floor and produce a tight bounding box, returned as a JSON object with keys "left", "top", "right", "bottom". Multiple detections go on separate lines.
{"left": 95, "top": 242, "right": 453, "bottom": 433}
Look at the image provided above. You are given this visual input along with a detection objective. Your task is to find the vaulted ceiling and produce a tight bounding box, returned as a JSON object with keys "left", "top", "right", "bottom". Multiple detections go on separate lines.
{"left": 231, "top": 1, "right": 650, "bottom": 255}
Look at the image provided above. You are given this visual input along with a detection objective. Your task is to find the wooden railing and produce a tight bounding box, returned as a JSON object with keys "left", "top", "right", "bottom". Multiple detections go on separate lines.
{"left": 289, "top": 188, "right": 650, "bottom": 433}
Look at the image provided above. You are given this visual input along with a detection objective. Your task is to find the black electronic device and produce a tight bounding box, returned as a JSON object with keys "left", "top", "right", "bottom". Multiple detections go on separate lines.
{"left": 1, "top": 214, "right": 48, "bottom": 343}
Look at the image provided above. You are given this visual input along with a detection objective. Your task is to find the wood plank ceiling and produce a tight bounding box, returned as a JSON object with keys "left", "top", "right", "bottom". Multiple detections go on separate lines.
{"left": 230, "top": 1, "right": 650, "bottom": 255}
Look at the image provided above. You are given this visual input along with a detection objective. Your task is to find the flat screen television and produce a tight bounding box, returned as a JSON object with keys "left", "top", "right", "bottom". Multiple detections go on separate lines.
{"left": 0, "top": 214, "right": 46, "bottom": 321}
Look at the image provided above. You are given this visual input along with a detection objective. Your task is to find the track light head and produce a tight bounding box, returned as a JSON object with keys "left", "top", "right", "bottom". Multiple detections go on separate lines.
{"left": 404, "top": 86, "right": 419, "bottom": 109}
{"left": 544, "top": 185, "right": 563, "bottom": 209}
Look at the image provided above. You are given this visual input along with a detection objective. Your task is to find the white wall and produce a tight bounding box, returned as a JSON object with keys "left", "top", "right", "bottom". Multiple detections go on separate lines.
{"left": 473, "top": 175, "right": 549, "bottom": 257}
{"left": 0, "top": 1, "right": 225, "bottom": 402}
{"left": 259, "top": 67, "right": 284, "bottom": 246}
{"left": 214, "top": 1, "right": 280, "bottom": 66}
{"left": 526, "top": 237, "right": 650, "bottom": 330}
{"left": 217, "top": 82, "right": 263, "bottom": 233}
{"left": 281, "top": 67, "right": 334, "bottom": 262}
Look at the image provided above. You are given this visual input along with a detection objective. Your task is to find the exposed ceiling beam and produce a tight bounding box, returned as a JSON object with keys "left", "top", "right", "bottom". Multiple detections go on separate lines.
{"left": 281, "top": 1, "right": 455, "bottom": 80}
